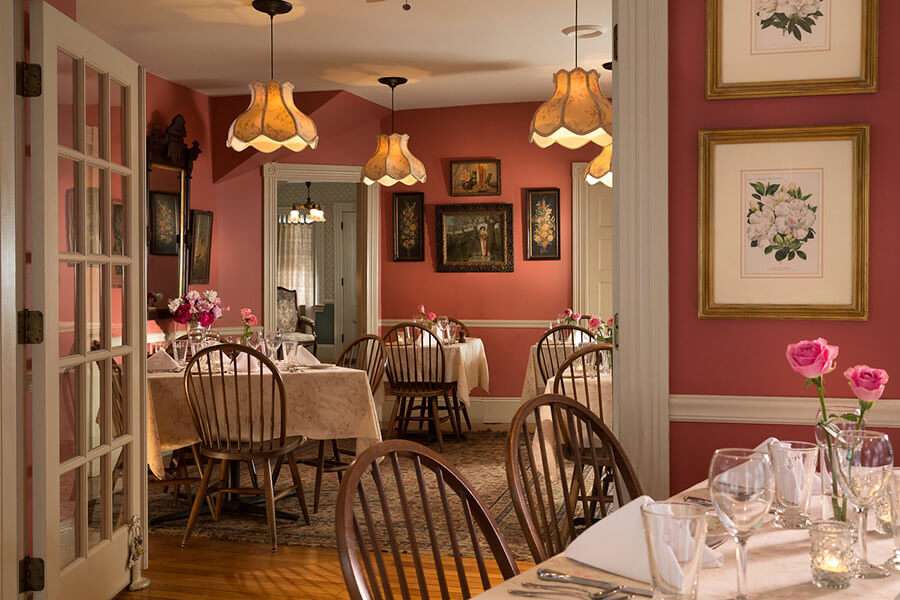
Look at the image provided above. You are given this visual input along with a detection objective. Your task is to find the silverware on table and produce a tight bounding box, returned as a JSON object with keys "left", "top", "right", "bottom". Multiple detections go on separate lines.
{"left": 537, "top": 569, "right": 653, "bottom": 598}
{"left": 521, "top": 582, "right": 622, "bottom": 599}
{"left": 510, "top": 591, "right": 626, "bottom": 600}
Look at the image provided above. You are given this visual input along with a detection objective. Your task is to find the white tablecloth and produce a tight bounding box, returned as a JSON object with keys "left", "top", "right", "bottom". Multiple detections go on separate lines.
{"left": 384, "top": 337, "right": 490, "bottom": 406}
{"left": 146, "top": 366, "right": 381, "bottom": 478}
{"left": 475, "top": 494, "right": 900, "bottom": 599}
{"left": 520, "top": 341, "right": 600, "bottom": 403}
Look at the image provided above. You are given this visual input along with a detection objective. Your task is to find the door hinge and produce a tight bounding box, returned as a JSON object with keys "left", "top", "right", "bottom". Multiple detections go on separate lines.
{"left": 19, "top": 556, "right": 45, "bottom": 592}
{"left": 340, "top": 221, "right": 344, "bottom": 231}
{"left": 17, "top": 309, "right": 44, "bottom": 345}
{"left": 16, "top": 62, "right": 42, "bottom": 98}
{"left": 341, "top": 277, "right": 344, "bottom": 287}
{"left": 612, "top": 312, "right": 619, "bottom": 350}
{"left": 612, "top": 24, "right": 618, "bottom": 62}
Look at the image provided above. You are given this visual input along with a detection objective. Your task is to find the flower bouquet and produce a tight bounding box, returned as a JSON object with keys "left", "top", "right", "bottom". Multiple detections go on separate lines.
{"left": 786, "top": 338, "right": 889, "bottom": 521}
{"left": 240, "top": 307, "right": 258, "bottom": 345}
{"left": 168, "top": 290, "right": 225, "bottom": 340}
{"left": 416, "top": 304, "right": 437, "bottom": 325}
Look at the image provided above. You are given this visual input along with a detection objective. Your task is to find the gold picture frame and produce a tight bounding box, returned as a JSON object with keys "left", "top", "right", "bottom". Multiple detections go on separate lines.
{"left": 707, "top": 0, "right": 878, "bottom": 99}
{"left": 699, "top": 125, "right": 869, "bottom": 320}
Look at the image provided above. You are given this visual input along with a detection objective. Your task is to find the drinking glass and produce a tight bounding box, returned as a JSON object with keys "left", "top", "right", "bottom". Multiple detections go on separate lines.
{"left": 767, "top": 441, "right": 818, "bottom": 529}
{"left": 834, "top": 429, "right": 894, "bottom": 578}
{"left": 264, "top": 330, "right": 283, "bottom": 360}
{"left": 281, "top": 340, "right": 298, "bottom": 363}
{"left": 708, "top": 448, "right": 774, "bottom": 600}
{"left": 882, "top": 468, "right": 900, "bottom": 572}
{"left": 171, "top": 339, "right": 191, "bottom": 365}
{"left": 641, "top": 502, "right": 709, "bottom": 600}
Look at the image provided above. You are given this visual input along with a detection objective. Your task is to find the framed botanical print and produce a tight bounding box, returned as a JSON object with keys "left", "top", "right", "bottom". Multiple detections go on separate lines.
{"left": 188, "top": 210, "right": 213, "bottom": 284}
{"left": 435, "top": 203, "right": 514, "bottom": 272}
{"left": 148, "top": 191, "right": 181, "bottom": 255}
{"left": 393, "top": 192, "right": 425, "bottom": 261}
{"left": 707, "top": 0, "right": 878, "bottom": 99}
{"left": 449, "top": 159, "right": 501, "bottom": 196}
{"left": 699, "top": 125, "right": 869, "bottom": 320}
{"left": 524, "top": 188, "right": 560, "bottom": 260}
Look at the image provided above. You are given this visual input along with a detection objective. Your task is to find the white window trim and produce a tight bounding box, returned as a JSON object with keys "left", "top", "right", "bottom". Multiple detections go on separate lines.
{"left": 262, "top": 163, "right": 380, "bottom": 336}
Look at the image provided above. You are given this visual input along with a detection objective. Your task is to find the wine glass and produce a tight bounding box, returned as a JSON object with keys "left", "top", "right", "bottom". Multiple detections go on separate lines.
{"left": 708, "top": 448, "right": 774, "bottom": 600}
{"left": 834, "top": 429, "right": 894, "bottom": 579}
{"left": 264, "top": 330, "right": 284, "bottom": 360}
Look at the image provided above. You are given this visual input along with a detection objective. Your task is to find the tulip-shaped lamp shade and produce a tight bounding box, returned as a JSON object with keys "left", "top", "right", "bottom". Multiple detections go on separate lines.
{"left": 530, "top": 68, "right": 613, "bottom": 150}
{"left": 585, "top": 143, "right": 613, "bottom": 187}
{"left": 226, "top": 80, "right": 319, "bottom": 153}
{"left": 363, "top": 133, "right": 427, "bottom": 186}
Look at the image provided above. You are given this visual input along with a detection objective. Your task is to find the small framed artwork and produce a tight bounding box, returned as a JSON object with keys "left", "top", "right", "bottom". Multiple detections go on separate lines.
{"left": 393, "top": 192, "right": 425, "bottom": 261}
{"left": 707, "top": 0, "right": 878, "bottom": 99}
{"left": 148, "top": 191, "right": 180, "bottom": 255}
{"left": 450, "top": 159, "right": 501, "bottom": 196}
{"left": 524, "top": 188, "right": 560, "bottom": 260}
{"left": 188, "top": 210, "right": 213, "bottom": 284}
{"left": 435, "top": 203, "right": 514, "bottom": 272}
{"left": 699, "top": 125, "right": 869, "bottom": 320}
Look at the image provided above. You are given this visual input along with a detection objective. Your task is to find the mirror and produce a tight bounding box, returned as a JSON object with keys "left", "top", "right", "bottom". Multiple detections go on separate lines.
{"left": 146, "top": 115, "right": 200, "bottom": 320}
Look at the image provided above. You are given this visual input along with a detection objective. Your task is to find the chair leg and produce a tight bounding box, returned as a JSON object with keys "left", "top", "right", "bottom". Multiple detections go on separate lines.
{"left": 181, "top": 456, "right": 215, "bottom": 548}
{"left": 286, "top": 451, "right": 311, "bottom": 525}
{"left": 246, "top": 459, "right": 259, "bottom": 489}
{"left": 262, "top": 459, "right": 278, "bottom": 552}
{"left": 330, "top": 440, "right": 345, "bottom": 484}
{"left": 313, "top": 440, "right": 326, "bottom": 513}
{"left": 457, "top": 387, "right": 472, "bottom": 432}
{"left": 213, "top": 459, "right": 228, "bottom": 521}
{"left": 428, "top": 397, "right": 444, "bottom": 452}
{"left": 443, "top": 391, "right": 461, "bottom": 440}
{"left": 385, "top": 396, "right": 401, "bottom": 438}
{"left": 191, "top": 445, "right": 216, "bottom": 515}
{"left": 401, "top": 397, "right": 415, "bottom": 435}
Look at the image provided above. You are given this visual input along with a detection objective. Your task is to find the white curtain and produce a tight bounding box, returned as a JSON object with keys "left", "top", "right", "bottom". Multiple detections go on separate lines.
{"left": 277, "top": 222, "right": 315, "bottom": 308}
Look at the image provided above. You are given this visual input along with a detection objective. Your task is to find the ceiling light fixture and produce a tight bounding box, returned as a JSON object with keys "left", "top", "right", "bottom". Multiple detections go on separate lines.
{"left": 585, "top": 143, "right": 613, "bottom": 188}
{"left": 226, "top": 0, "right": 319, "bottom": 154}
{"left": 285, "top": 181, "right": 326, "bottom": 224}
{"left": 530, "top": 0, "right": 613, "bottom": 150}
{"left": 362, "top": 77, "right": 427, "bottom": 187}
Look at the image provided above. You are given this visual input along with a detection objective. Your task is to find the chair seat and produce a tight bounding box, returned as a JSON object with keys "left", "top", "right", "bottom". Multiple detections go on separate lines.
{"left": 386, "top": 382, "right": 450, "bottom": 398}
{"left": 284, "top": 332, "right": 316, "bottom": 343}
{"left": 200, "top": 437, "right": 303, "bottom": 461}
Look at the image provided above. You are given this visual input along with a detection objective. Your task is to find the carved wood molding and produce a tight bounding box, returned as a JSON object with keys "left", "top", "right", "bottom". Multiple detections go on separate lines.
{"left": 147, "top": 114, "right": 201, "bottom": 175}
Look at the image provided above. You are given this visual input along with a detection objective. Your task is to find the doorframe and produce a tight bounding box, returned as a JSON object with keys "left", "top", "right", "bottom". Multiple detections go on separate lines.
{"left": 262, "top": 163, "right": 380, "bottom": 336}
{"left": 333, "top": 202, "right": 357, "bottom": 354}
{"left": 571, "top": 162, "right": 590, "bottom": 312}
{"left": 612, "top": 0, "right": 670, "bottom": 498}
{"left": 1, "top": 0, "right": 19, "bottom": 597}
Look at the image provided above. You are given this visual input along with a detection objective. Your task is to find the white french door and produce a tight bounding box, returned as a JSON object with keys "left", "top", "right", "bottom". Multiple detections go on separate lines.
{"left": 572, "top": 163, "right": 615, "bottom": 320}
{"left": 29, "top": 2, "right": 144, "bottom": 598}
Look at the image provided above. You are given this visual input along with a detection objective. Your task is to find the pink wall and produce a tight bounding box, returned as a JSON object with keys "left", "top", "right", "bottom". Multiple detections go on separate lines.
{"left": 668, "top": 0, "right": 900, "bottom": 490}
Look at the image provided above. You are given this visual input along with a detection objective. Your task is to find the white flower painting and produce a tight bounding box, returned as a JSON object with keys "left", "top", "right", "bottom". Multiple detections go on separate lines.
{"left": 742, "top": 170, "right": 823, "bottom": 277}
{"left": 752, "top": 0, "right": 829, "bottom": 54}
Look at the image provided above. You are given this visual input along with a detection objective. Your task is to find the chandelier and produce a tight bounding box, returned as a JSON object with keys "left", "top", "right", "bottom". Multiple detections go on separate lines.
{"left": 284, "top": 181, "right": 325, "bottom": 224}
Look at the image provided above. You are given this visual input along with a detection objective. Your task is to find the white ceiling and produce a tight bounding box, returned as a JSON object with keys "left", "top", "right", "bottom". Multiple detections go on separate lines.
{"left": 76, "top": 0, "right": 613, "bottom": 109}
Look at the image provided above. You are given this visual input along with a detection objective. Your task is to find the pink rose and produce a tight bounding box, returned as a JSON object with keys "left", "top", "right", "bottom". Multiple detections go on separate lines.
{"left": 588, "top": 317, "right": 602, "bottom": 330}
{"left": 240, "top": 307, "right": 253, "bottom": 319}
{"left": 572, "top": 312, "right": 582, "bottom": 321}
{"left": 785, "top": 338, "right": 839, "bottom": 379}
{"left": 427, "top": 311, "right": 437, "bottom": 322}
{"left": 844, "top": 365, "right": 889, "bottom": 403}
{"left": 198, "top": 311, "right": 215, "bottom": 327}
{"left": 173, "top": 303, "right": 192, "bottom": 325}
{"left": 246, "top": 314, "right": 258, "bottom": 326}
{"left": 562, "top": 308, "right": 573, "bottom": 318}
{"left": 418, "top": 304, "right": 426, "bottom": 315}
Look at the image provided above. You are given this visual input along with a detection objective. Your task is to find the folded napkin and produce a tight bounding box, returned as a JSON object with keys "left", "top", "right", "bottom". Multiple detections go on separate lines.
{"left": 231, "top": 353, "right": 265, "bottom": 373}
{"left": 147, "top": 349, "right": 180, "bottom": 372}
{"left": 755, "top": 437, "right": 820, "bottom": 505}
{"left": 565, "top": 496, "right": 723, "bottom": 585}
{"left": 286, "top": 345, "right": 320, "bottom": 367}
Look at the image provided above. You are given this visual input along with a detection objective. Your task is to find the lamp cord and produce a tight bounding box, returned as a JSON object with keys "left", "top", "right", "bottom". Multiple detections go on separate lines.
{"left": 574, "top": 0, "right": 579, "bottom": 68}
{"left": 391, "top": 86, "right": 396, "bottom": 133}
{"left": 269, "top": 15, "right": 274, "bottom": 80}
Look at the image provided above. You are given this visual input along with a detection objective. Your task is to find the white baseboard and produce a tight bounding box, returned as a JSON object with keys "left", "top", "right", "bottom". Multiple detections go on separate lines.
{"left": 670, "top": 394, "right": 900, "bottom": 427}
{"left": 380, "top": 396, "right": 522, "bottom": 430}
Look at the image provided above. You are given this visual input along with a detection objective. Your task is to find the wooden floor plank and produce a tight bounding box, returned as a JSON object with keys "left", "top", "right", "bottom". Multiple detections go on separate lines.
{"left": 117, "top": 534, "right": 531, "bottom": 599}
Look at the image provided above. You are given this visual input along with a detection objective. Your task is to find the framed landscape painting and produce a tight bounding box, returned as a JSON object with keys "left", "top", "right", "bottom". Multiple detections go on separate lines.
{"left": 393, "top": 192, "right": 425, "bottom": 261}
{"left": 435, "top": 203, "right": 513, "bottom": 272}
{"left": 449, "top": 159, "right": 501, "bottom": 196}
{"left": 524, "top": 188, "right": 560, "bottom": 260}
{"left": 149, "top": 191, "right": 180, "bottom": 255}
{"left": 707, "top": 0, "right": 878, "bottom": 99}
{"left": 699, "top": 125, "right": 869, "bottom": 320}
{"left": 188, "top": 210, "right": 213, "bottom": 284}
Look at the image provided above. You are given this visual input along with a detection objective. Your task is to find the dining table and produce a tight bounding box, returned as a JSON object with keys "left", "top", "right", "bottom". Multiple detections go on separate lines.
{"left": 146, "top": 363, "right": 382, "bottom": 479}
{"left": 474, "top": 490, "right": 900, "bottom": 599}
{"left": 520, "top": 340, "right": 608, "bottom": 404}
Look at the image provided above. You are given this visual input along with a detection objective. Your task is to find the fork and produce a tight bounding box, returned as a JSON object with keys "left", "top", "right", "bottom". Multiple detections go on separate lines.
{"left": 522, "top": 582, "right": 623, "bottom": 599}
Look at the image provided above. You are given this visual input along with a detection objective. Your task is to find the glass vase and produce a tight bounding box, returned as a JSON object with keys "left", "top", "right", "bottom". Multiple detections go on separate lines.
{"left": 815, "top": 405, "right": 861, "bottom": 524}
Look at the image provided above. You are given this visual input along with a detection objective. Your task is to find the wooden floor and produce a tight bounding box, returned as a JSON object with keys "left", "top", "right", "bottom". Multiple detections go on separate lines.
{"left": 117, "top": 534, "right": 532, "bottom": 599}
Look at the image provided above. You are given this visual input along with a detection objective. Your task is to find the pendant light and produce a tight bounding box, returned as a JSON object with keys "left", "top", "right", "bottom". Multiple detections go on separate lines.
{"left": 529, "top": 0, "right": 613, "bottom": 150}
{"left": 585, "top": 143, "right": 613, "bottom": 187}
{"left": 226, "top": 0, "right": 319, "bottom": 153}
{"left": 284, "top": 181, "right": 325, "bottom": 224}
{"left": 362, "top": 77, "right": 427, "bottom": 187}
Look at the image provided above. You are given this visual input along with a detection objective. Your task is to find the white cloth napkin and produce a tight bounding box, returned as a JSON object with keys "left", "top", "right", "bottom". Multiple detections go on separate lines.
{"left": 564, "top": 496, "right": 723, "bottom": 584}
{"left": 231, "top": 353, "right": 265, "bottom": 373}
{"left": 147, "top": 349, "right": 180, "bottom": 372}
{"left": 287, "top": 345, "right": 320, "bottom": 366}
{"left": 757, "top": 437, "right": 820, "bottom": 505}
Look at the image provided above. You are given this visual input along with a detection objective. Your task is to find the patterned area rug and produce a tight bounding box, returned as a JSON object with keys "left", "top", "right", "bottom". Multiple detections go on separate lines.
{"left": 149, "top": 432, "right": 534, "bottom": 560}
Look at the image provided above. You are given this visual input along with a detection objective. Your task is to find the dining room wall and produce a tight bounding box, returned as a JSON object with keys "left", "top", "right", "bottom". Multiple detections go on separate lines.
{"left": 667, "top": 0, "right": 900, "bottom": 491}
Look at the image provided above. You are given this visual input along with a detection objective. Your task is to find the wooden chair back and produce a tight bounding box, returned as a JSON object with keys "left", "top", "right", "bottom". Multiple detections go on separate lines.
{"left": 505, "top": 394, "right": 643, "bottom": 562}
{"left": 383, "top": 322, "right": 446, "bottom": 394}
{"left": 336, "top": 439, "right": 518, "bottom": 600}
{"left": 337, "top": 335, "right": 386, "bottom": 394}
{"left": 447, "top": 317, "right": 470, "bottom": 337}
{"left": 535, "top": 325, "right": 594, "bottom": 386}
{"left": 552, "top": 343, "right": 613, "bottom": 422}
{"left": 183, "top": 343, "right": 287, "bottom": 453}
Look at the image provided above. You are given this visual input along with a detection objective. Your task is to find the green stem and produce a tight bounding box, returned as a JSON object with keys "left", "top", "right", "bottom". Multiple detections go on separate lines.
{"left": 815, "top": 377, "right": 846, "bottom": 522}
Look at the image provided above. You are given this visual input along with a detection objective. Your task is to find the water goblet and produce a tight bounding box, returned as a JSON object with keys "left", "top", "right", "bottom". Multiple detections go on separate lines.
{"left": 834, "top": 429, "right": 894, "bottom": 578}
{"left": 264, "top": 330, "right": 284, "bottom": 360}
{"left": 171, "top": 339, "right": 191, "bottom": 366}
{"left": 767, "top": 441, "right": 818, "bottom": 529}
{"left": 882, "top": 468, "right": 900, "bottom": 572}
{"left": 641, "top": 502, "right": 709, "bottom": 600}
{"left": 281, "top": 340, "right": 298, "bottom": 364}
{"left": 708, "top": 448, "right": 774, "bottom": 600}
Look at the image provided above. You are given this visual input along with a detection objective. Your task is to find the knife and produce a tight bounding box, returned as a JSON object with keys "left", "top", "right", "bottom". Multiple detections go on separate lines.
{"left": 537, "top": 569, "right": 653, "bottom": 598}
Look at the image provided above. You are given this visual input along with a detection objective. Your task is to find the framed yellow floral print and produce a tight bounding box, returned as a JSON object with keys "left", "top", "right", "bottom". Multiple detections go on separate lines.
{"left": 707, "top": 0, "right": 878, "bottom": 99}
{"left": 524, "top": 188, "right": 560, "bottom": 260}
{"left": 392, "top": 192, "right": 425, "bottom": 262}
{"left": 699, "top": 125, "right": 869, "bottom": 319}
